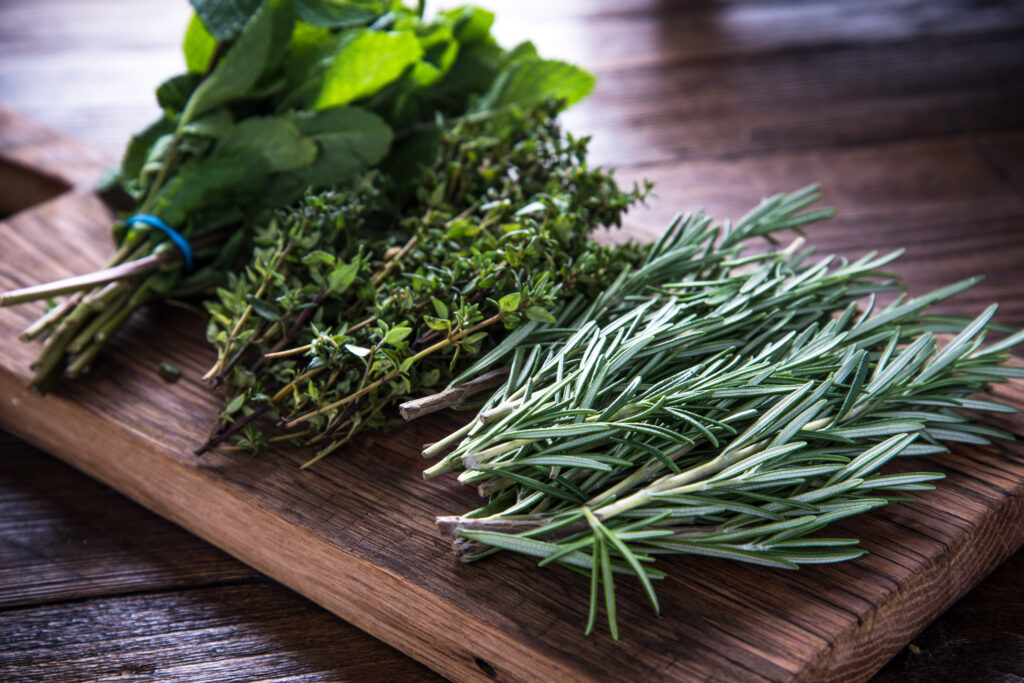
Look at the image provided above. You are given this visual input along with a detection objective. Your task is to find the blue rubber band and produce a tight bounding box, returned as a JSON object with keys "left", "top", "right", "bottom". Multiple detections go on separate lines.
{"left": 126, "top": 214, "right": 194, "bottom": 271}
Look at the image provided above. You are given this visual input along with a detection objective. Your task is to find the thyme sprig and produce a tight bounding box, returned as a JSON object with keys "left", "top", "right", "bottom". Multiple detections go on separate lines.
{"left": 425, "top": 190, "right": 1024, "bottom": 639}
{"left": 202, "top": 106, "right": 650, "bottom": 463}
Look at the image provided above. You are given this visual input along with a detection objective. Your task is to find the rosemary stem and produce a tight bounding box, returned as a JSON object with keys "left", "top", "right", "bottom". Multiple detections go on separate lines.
{"left": 422, "top": 419, "right": 478, "bottom": 459}
{"left": 399, "top": 367, "right": 510, "bottom": 420}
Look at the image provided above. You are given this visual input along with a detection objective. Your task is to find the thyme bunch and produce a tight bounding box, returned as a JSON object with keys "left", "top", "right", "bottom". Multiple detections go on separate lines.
{"left": 201, "top": 106, "right": 650, "bottom": 463}
{"left": 424, "top": 189, "right": 1024, "bottom": 638}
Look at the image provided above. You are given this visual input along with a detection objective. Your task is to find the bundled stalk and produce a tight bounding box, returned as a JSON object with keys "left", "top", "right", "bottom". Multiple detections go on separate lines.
{"left": 201, "top": 105, "right": 650, "bottom": 463}
{"left": 422, "top": 190, "right": 1024, "bottom": 638}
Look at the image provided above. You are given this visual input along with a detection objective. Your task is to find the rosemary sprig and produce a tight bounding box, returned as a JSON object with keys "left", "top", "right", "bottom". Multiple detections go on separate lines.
{"left": 424, "top": 190, "right": 1024, "bottom": 638}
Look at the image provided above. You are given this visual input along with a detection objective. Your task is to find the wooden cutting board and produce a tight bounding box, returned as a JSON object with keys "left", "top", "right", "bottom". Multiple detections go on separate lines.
{"left": 1, "top": 106, "right": 1023, "bottom": 682}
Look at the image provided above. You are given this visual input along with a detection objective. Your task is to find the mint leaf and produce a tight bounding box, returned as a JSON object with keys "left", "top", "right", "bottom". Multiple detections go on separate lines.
{"left": 270, "top": 106, "right": 392, "bottom": 194}
{"left": 477, "top": 57, "right": 595, "bottom": 113}
{"left": 181, "top": 108, "right": 235, "bottom": 138}
{"left": 156, "top": 73, "right": 202, "bottom": 113}
{"left": 189, "top": 0, "right": 263, "bottom": 41}
{"left": 440, "top": 6, "right": 495, "bottom": 44}
{"left": 314, "top": 29, "right": 423, "bottom": 108}
{"left": 183, "top": 0, "right": 285, "bottom": 123}
{"left": 220, "top": 116, "right": 317, "bottom": 172}
{"left": 296, "top": 0, "right": 381, "bottom": 28}
{"left": 120, "top": 116, "right": 175, "bottom": 189}
{"left": 183, "top": 13, "right": 218, "bottom": 73}
{"left": 150, "top": 147, "right": 270, "bottom": 228}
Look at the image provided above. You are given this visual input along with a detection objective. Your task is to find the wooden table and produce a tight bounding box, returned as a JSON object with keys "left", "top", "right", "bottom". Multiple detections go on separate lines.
{"left": 1, "top": 1, "right": 1022, "bottom": 680}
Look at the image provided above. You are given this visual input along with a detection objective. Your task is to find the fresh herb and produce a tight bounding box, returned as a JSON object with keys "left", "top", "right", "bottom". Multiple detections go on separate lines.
{"left": 421, "top": 188, "right": 1024, "bottom": 639}
{"left": 1, "top": 0, "right": 596, "bottom": 393}
{"left": 158, "top": 362, "right": 183, "bottom": 383}
{"left": 200, "top": 104, "right": 650, "bottom": 464}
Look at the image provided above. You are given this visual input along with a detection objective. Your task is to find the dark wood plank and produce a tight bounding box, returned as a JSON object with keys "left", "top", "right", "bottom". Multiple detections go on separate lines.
{"left": 611, "top": 132, "right": 1024, "bottom": 326}
{"left": 0, "top": 432, "right": 258, "bottom": 608}
{"left": 874, "top": 551, "right": 1024, "bottom": 682}
{"left": 0, "top": 581, "right": 442, "bottom": 683}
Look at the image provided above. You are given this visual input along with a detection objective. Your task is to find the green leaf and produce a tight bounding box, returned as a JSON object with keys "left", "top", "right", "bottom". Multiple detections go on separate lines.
{"left": 424, "top": 316, "right": 451, "bottom": 332}
{"left": 119, "top": 116, "right": 176, "bottom": 187}
{"left": 477, "top": 56, "right": 595, "bottom": 113}
{"left": 156, "top": 73, "right": 202, "bottom": 112}
{"left": 345, "top": 344, "right": 371, "bottom": 358}
{"left": 183, "top": 13, "right": 218, "bottom": 73}
{"left": 220, "top": 116, "right": 317, "bottom": 172}
{"left": 223, "top": 392, "right": 247, "bottom": 415}
{"left": 431, "top": 296, "right": 449, "bottom": 319}
{"left": 183, "top": 0, "right": 286, "bottom": 124}
{"left": 598, "top": 533, "right": 617, "bottom": 640}
{"left": 314, "top": 29, "right": 424, "bottom": 108}
{"left": 524, "top": 306, "right": 557, "bottom": 324}
{"left": 189, "top": 0, "right": 264, "bottom": 41}
{"left": 300, "top": 250, "right": 336, "bottom": 267}
{"left": 385, "top": 325, "right": 413, "bottom": 345}
{"left": 498, "top": 292, "right": 521, "bottom": 313}
{"left": 180, "top": 108, "right": 235, "bottom": 138}
{"left": 440, "top": 6, "right": 495, "bottom": 44}
{"left": 296, "top": 0, "right": 381, "bottom": 28}
{"left": 150, "top": 147, "right": 270, "bottom": 228}
{"left": 327, "top": 260, "right": 359, "bottom": 294}
{"left": 246, "top": 295, "right": 281, "bottom": 321}
{"left": 271, "top": 106, "right": 393, "bottom": 193}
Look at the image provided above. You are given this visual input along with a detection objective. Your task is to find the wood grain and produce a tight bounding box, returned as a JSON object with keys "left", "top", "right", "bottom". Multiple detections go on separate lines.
{"left": 1, "top": 0, "right": 1023, "bottom": 680}
{"left": 0, "top": 433, "right": 257, "bottom": 609}
{"left": 0, "top": 581, "right": 442, "bottom": 683}
{"left": 0, "top": 434, "right": 441, "bottom": 682}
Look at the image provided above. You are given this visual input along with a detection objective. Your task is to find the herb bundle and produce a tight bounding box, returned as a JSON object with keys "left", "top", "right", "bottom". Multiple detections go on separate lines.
{"left": 1, "top": 0, "right": 595, "bottom": 392}
{"left": 201, "top": 104, "right": 650, "bottom": 463}
{"left": 422, "top": 189, "right": 1024, "bottom": 638}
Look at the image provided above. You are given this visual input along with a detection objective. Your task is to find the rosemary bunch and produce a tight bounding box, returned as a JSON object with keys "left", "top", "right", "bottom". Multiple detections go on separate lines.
{"left": 424, "top": 192, "right": 1024, "bottom": 638}
{"left": 201, "top": 105, "right": 650, "bottom": 463}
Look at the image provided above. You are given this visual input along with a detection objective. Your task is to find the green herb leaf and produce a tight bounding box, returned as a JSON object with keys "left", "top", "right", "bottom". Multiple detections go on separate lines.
{"left": 315, "top": 29, "right": 424, "bottom": 109}
{"left": 220, "top": 116, "right": 317, "bottom": 172}
{"left": 498, "top": 293, "right": 521, "bottom": 314}
{"left": 327, "top": 260, "right": 359, "bottom": 294}
{"left": 183, "top": 13, "right": 218, "bottom": 73}
{"left": 385, "top": 324, "right": 413, "bottom": 345}
{"left": 296, "top": 0, "right": 381, "bottom": 28}
{"left": 431, "top": 296, "right": 449, "bottom": 319}
{"left": 478, "top": 56, "right": 595, "bottom": 113}
{"left": 183, "top": 0, "right": 283, "bottom": 123}
{"left": 246, "top": 294, "right": 281, "bottom": 322}
{"left": 524, "top": 306, "right": 556, "bottom": 324}
{"left": 189, "top": 0, "right": 264, "bottom": 41}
